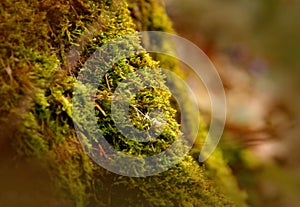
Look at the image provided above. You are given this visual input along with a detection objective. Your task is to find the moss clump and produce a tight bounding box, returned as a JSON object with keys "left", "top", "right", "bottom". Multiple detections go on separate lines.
{"left": 127, "top": 1, "right": 248, "bottom": 205}
{"left": 0, "top": 0, "right": 246, "bottom": 206}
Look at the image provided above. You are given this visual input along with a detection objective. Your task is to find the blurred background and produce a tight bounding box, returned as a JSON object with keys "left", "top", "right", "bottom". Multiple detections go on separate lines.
{"left": 165, "top": 0, "right": 300, "bottom": 206}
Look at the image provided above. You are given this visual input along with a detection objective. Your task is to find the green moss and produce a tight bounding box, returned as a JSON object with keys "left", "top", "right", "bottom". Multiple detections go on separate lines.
{"left": 127, "top": 0, "right": 173, "bottom": 32}
{"left": 127, "top": 1, "right": 248, "bottom": 205}
{"left": 0, "top": 0, "right": 246, "bottom": 206}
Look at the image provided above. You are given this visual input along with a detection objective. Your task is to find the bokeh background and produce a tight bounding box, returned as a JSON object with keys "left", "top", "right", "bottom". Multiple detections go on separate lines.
{"left": 165, "top": 0, "right": 300, "bottom": 206}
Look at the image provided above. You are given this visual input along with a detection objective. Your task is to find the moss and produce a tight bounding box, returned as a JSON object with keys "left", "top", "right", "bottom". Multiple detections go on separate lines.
{"left": 127, "top": 0, "right": 173, "bottom": 32}
{"left": 127, "top": 1, "right": 248, "bottom": 205}
{"left": 0, "top": 0, "right": 246, "bottom": 206}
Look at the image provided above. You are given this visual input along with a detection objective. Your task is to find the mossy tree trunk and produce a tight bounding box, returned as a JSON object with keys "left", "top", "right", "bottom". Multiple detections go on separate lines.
{"left": 0, "top": 0, "right": 246, "bottom": 206}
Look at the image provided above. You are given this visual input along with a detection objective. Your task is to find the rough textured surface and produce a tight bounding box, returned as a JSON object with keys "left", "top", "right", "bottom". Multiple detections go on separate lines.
{"left": 0, "top": 0, "right": 246, "bottom": 206}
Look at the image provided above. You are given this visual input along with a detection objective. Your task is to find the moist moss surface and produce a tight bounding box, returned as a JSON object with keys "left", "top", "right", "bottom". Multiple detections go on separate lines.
{"left": 0, "top": 0, "right": 246, "bottom": 206}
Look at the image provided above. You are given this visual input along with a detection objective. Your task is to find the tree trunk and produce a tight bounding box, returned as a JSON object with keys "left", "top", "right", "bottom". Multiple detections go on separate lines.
{"left": 0, "top": 0, "right": 246, "bottom": 206}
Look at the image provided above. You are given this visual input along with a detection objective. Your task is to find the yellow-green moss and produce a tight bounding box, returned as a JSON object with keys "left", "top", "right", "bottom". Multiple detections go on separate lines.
{"left": 0, "top": 0, "right": 246, "bottom": 206}
{"left": 127, "top": 1, "right": 248, "bottom": 205}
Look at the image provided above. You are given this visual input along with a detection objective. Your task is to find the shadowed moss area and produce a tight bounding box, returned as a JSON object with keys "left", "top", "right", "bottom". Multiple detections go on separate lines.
{"left": 1, "top": 0, "right": 246, "bottom": 206}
